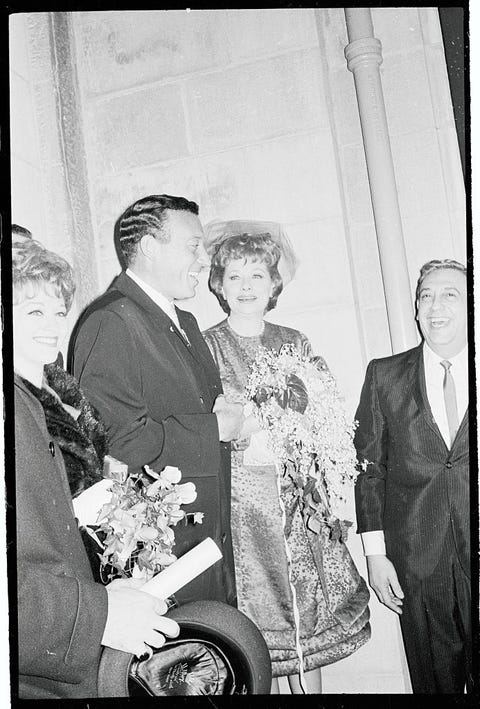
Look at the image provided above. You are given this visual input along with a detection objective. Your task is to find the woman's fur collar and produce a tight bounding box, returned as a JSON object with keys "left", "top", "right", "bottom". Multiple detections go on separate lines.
{"left": 21, "top": 364, "right": 109, "bottom": 497}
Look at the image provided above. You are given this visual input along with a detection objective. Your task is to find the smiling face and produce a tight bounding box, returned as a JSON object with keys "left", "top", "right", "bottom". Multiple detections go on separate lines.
{"left": 13, "top": 283, "right": 68, "bottom": 381}
{"left": 416, "top": 267, "right": 467, "bottom": 358}
{"left": 221, "top": 258, "right": 274, "bottom": 318}
{"left": 151, "top": 210, "right": 208, "bottom": 301}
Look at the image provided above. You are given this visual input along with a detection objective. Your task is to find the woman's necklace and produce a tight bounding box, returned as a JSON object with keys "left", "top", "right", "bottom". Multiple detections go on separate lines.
{"left": 227, "top": 316, "right": 265, "bottom": 337}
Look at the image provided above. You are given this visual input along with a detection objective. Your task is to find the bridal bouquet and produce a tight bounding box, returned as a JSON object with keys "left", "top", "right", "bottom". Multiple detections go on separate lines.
{"left": 94, "top": 465, "right": 203, "bottom": 583}
{"left": 245, "top": 344, "right": 360, "bottom": 538}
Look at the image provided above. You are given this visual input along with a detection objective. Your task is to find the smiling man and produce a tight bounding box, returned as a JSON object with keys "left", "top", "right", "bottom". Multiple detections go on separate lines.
{"left": 69, "top": 195, "right": 243, "bottom": 607}
{"left": 354, "top": 259, "right": 470, "bottom": 694}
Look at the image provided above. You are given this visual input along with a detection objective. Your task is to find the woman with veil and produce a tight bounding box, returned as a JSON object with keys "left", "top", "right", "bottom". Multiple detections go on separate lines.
{"left": 202, "top": 221, "right": 370, "bottom": 694}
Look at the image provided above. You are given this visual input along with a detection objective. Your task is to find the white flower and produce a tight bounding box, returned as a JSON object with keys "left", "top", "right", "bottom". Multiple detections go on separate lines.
{"left": 169, "top": 508, "right": 187, "bottom": 523}
{"left": 137, "top": 525, "right": 159, "bottom": 542}
{"left": 92, "top": 464, "right": 202, "bottom": 583}
{"left": 156, "top": 551, "right": 177, "bottom": 566}
{"left": 117, "top": 536, "right": 138, "bottom": 564}
{"left": 131, "top": 563, "right": 148, "bottom": 579}
{"left": 161, "top": 466, "right": 182, "bottom": 484}
{"left": 175, "top": 482, "right": 197, "bottom": 504}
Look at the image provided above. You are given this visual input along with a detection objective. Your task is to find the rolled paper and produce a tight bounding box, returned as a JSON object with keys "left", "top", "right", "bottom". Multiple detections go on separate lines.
{"left": 141, "top": 537, "right": 223, "bottom": 600}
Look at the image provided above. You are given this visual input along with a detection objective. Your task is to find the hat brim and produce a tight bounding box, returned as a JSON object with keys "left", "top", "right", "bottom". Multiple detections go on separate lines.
{"left": 97, "top": 600, "right": 272, "bottom": 696}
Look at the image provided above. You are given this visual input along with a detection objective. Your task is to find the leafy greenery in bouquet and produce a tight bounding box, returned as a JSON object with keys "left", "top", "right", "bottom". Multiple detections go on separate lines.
{"left": 94, "top": 465, "right": 203, "bottom": 583}
{"left": 245, "top": 343, "right": 360, "bottom": 540}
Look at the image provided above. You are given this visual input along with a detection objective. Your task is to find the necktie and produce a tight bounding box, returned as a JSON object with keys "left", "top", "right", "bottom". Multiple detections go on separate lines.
{"left": 440, "top": 360, "right": 459, "bottom": 445}
{"left": 171, "top": 319, "right": 190, "bottom": 346}
{"left": 178, "top": 326, "right": 191, "bottom": 346}
{"left": 169, "top": 307, "right": 190, "bottom": 346}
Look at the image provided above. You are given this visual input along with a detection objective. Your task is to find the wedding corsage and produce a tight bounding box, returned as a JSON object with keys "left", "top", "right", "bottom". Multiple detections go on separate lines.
{"left": 245, "top": 343, "right": 359, "bottom": 539}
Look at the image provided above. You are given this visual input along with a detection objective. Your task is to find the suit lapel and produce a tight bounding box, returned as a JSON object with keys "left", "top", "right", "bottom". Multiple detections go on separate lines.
{"left": 411, "top": 344, "right": 448, "bottom": 449}
{"left": 451, "top": 407, "right": 469, "bottom": 450}
{"left": 113, "top": 272, "right": 172, "bottom": 329}
{"left": 411, "top": 343, "right": 470, "bottom": 451}
{"left": 176, "top": 307, "right": 211, "bottom": 366}
{"left": 176, "top": 307, "right": 222, "bottom": 396}
{"left": 113, "top": 273, "right": 209, "bottom": 399}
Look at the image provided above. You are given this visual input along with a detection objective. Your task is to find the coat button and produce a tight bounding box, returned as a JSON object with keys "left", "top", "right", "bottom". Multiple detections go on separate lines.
{"left": 49, "top": 442, "right": 55, "bottom": 457}
{"left": 200, "top": 396, "right": 204, "bottom": 404}
{"left": 66, "top": 524, "right": 70, "bottom": 531}
{"left": 446, "top": 461, "right": 452, "bottom": 469}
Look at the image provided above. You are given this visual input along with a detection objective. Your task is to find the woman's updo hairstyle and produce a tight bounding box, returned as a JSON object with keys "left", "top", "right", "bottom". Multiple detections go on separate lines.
{"left": 12, "top": 236, "right": 76, "bottom": 313}
{"left": 209, "top": 233, "right": 283, "bottom": 315}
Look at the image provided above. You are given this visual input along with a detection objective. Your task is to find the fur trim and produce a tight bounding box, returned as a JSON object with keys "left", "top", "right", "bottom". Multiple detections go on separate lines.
{"left": 21, "top": 366, "right": 109, "bottom": 498}
{"left": 45, "top": 364, "right": 109, "bottom": 462}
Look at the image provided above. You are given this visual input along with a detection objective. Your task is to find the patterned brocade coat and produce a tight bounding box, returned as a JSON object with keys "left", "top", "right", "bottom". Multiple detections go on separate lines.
{"left": 203, "top": 319, "right": 371, "bottom": 677}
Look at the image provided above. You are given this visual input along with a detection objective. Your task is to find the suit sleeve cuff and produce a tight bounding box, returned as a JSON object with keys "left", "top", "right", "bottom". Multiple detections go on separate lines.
{"left": 361, "top": 530, "right": 386, "bottom": 556}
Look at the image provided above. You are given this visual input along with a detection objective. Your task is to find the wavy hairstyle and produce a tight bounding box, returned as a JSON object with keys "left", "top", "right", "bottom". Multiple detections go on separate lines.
{"left": 114, "top": 194, "right": 199, "bottom": 268}
{"left": 415, "top": 258, "right": 467, "bottom": 302}
{"left": 13, "top": 237, "right": 76, "bottom": 312}
{"left": 209, "top": 233, "right": 283, "bottom": 314}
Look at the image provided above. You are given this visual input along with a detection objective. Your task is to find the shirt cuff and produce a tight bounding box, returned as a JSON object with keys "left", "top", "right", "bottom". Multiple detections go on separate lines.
{"left": 360, "top": 530, "right": 386, "bottom": 556}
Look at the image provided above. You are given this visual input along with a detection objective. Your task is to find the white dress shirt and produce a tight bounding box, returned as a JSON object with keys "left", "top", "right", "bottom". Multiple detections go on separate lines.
{"left": 423, "top": 342, "right": 468, "bottom": 446}
{"left": 126, "top": 268, "right": 180, "bottom": 328}
{"left": 361, "top": 342, "right": 468, "bottom": 556}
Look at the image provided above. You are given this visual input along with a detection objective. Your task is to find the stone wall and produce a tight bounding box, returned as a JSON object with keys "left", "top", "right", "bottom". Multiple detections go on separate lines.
{"left": 9, "top": 7, "right": 465, "bottom": 694}
{"left": 9, "top": 12, "right": 100, "bottom": 334}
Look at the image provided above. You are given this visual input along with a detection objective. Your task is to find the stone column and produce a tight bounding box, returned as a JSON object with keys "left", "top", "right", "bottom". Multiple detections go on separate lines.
{"left": 49, "top": 12, "right": 99, "bottom": 312}
{"left": 344, "top": 8, "right": 418, "bottom": 353}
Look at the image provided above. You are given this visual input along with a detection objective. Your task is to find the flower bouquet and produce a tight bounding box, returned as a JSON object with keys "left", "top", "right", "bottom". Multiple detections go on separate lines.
{"left": 93, "top": 465, "right": 203, "bottom": 583}
{"left": 245, "top": 343, "right": 359, "bottom": 540}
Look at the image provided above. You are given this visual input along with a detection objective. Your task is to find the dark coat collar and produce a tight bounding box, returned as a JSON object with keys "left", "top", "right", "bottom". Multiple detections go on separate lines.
{"left": 405, "top": 342, "right": 423, "bottom": 365}
{"left": 410, "top": 341, "right": 468, "bottom": 451}
{"left": 14, "top": 371, "right": 32, "bottom": 397}
{"left": 112, "top": 271, "right": 200, "bottom": 356}
{"left": 19, "top": 366, "right": 108, "bottom": 497}
{"left": 112, "top": 271, "right": 177, "bottom": 332}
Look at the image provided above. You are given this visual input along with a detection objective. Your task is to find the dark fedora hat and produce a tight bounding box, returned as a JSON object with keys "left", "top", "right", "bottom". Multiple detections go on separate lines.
{"left": 97, "top": 600, "right": 272, "bottom": 696}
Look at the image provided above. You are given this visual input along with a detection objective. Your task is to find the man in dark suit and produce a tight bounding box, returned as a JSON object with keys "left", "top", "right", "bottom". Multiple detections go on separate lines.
{"left": 354, "top": 259, "right": 470, "bottom": 693}
{"left": 69, "top": 195, "right": 243, "bottom": 607}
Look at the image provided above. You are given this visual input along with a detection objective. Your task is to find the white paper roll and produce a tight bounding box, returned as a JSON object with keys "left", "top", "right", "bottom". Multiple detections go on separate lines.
{"left": 141, "top": 537, "right": 223, "bottom": 600}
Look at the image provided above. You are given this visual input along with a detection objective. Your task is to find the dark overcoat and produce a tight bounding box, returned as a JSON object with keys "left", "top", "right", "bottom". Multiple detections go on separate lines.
{"left": 354, "top": 344, "right": 469, "bottom": 583}
{"left": 14, "top": 374, "right": 108, "bottom": 699}
{"left": 69, "top": 272, "right": 236, "bottom": 606}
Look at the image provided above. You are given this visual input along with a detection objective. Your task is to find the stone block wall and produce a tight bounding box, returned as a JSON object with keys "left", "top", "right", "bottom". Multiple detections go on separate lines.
{"left": 9, "top": 14, "right": 49, "bottom": 246}
{"left": 9, "top": 13, "right": 101, "bottom": 336}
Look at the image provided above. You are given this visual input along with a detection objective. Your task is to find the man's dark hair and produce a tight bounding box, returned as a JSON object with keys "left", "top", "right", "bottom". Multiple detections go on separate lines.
{"left": 114, "top": 194, "right": 199, "bottom": 268}
{"left": 415, "top": 258, "right": 467, "bottom": 301}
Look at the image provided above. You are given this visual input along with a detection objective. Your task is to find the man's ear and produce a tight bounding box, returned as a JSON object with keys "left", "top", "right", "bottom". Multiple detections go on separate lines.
{"left": 138, "top": 234, "right": 157, "bottom": 259}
